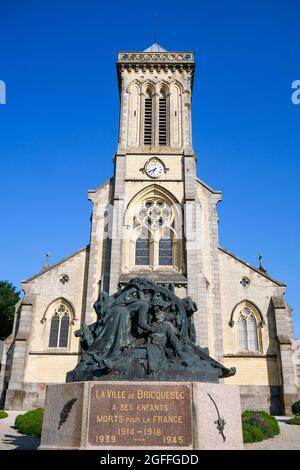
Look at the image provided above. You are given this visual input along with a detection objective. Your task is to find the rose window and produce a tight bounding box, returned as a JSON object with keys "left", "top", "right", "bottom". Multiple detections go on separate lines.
{"left": 135, "top": 200, "right": 173, "bottom": 232}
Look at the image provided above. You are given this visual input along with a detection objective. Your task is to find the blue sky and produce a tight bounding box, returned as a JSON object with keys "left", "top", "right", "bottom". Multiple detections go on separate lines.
{"left": 0, "top": 0, "right": 299, "bottom": 337}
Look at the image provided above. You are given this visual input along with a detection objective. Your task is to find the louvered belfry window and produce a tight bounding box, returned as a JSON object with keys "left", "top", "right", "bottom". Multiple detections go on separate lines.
{"left": 159, "top": 91, "right": 167, "bottom": 145}
{"left": 144, "top": 91, "right": 153, "bottom": 145}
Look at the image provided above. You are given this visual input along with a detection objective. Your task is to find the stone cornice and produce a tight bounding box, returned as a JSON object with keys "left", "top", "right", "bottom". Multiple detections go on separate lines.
{"left": 116, "top": 52, "right": 195, "bottom": 93}
{"left": 117, "top": 51, "right": 194, "bottom": 64}
{"left": 121, "top": 147, "right": 184, "bottom": 155}
{"left": 117, "top": 61, "right": 194, "bottom": 83}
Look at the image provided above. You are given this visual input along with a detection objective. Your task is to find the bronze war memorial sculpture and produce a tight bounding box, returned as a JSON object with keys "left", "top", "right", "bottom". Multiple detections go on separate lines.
{"left": 66, "top": 278, "right": 236, "bottom": 383}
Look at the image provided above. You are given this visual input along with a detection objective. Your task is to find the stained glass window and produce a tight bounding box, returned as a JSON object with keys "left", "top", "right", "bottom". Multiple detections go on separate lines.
{"left": 59, "top": 313, "right": 70, "bottom": 348}
{"left": 248, "top": 316, "right": 259, "bottom": 351}
{"left": 49, "top": 304, "right": 71, "bottom": 348}
{"left": 135, "top": 238, "right": 150, "bottom": 265}
{"left": 159, "top": 238, "right": 173, "bottom": 265}
{"left": 49, "top": 314, "right": 59, "bottom": 347}
{"left": 238, "top": 317, "right": 247, "bottom": 351}
{"left": 238, "top": 307, "right": 259, "bottom": 352}
{"left": 133, "top": 198, "right": 177, "bottom": 267}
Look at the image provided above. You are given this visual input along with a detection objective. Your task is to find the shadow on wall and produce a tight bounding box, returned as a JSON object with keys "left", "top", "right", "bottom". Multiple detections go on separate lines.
{"left": 266, "top": 300, "right": 284, "bottom": 415}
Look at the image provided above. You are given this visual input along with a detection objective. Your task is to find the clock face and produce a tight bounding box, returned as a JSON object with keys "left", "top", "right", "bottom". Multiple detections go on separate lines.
{"left": 145, "top": 160, "right": 164, "bottom": 178}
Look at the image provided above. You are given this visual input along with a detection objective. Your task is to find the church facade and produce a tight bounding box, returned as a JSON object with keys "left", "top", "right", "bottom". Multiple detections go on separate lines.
{"left": 1, "top": 45, "right": 299, "bottom": 413}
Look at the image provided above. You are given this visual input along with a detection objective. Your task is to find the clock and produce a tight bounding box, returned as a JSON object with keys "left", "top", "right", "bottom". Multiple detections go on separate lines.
{"left": 145, "top": 159, "right": 165, "bottom": 179}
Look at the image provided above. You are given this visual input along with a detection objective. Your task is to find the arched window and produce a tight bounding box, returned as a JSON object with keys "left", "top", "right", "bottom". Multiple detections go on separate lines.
{"left": 49, "top": 304, "right": 70, "bottom": 348}
{"left": 59, "top": 313, "right": 70, "bottom": 347}
{"left": 238, "top": 307, "right": 259, "bottom": 352}
{"left": 159, "top": 90, "right": 167, "bottom": 145}
{"left": 49, "top": 314, "right": 59, "bottom": 348}
{"left": 159, "top": 237, "right": 173, "bottom": 265}
{"left": 135, "top": 233, "right": 150, "bottom": 265}
{"left": 133, "top": 198, "right": 178, "bottom": 268}
{"left": 144, "top": 90, "right": 153, "bottom": 145}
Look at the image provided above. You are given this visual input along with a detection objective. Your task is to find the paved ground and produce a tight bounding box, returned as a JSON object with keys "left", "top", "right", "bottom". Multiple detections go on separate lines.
{"left": 245, "top": 418, "right": 300, "bottom": 450}
{"left": 0, "top": 412, "right": 299, "bottom": 450}
{"left": 0, "top": 411, "right": 40, "bottom": 450}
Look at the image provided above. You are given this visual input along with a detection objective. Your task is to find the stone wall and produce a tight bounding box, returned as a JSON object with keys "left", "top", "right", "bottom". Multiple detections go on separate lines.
{"left": 219, "top": 248, "right": 299, "bottom": 414}
{"left": 239, "top": 385, "right": 283, "bottom": 415}
{"left": 85, "top": 180, "right": 113, "bottom": 323}
{"left": 292, "top": 340, "right": 300, "bottom": 392}
{"left": 3, "top": 247, "right": 89, "bottom": 410}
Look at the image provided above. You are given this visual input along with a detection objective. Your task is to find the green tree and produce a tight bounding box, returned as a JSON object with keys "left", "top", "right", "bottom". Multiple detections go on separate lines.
{"left": 0, "top": 281, "right": 20, "bottom": 340}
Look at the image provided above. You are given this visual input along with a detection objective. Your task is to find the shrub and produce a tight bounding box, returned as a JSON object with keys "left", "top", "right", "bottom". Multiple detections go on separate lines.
{"left": 287, "top": 416, "right": 300, "bottom": 425}
{"left": 291, "top": 400, "right": 300, "bottom": 417}
{"left": 242, "top": 422, "right": 265, "bottom": 443}
{"left": 242, "top": 410, "right": 280, "bottom": 443}
{"left": 14, "top": 408, "right": 44, "bottom": 437}
{"left": 255, "top": 410, "right": 280, "bottom": 436}
{"left": 0, "top": 410, "right": 8, "bottom": 419}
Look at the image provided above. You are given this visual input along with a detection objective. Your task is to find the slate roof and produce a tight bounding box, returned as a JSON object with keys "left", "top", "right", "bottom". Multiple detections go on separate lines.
{"left": 143, "top": 43, "right": 168, "bottom": 52}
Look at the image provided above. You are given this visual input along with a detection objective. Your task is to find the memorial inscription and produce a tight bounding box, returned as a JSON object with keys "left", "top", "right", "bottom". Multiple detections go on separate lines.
{"left": 88, "top": 383, "right": 192, "bottom": 447}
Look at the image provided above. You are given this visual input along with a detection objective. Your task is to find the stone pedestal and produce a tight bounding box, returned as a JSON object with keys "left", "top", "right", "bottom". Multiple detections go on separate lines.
{"left": 40, "top": 381, "right": 243, "bottom": 450}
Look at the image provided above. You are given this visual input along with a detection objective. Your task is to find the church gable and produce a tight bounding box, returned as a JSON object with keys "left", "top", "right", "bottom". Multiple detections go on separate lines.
{"left": 218, "top": 246, "right": 286, "bottom": 288}
{"left": 21, "top": 245, "right": 89, "bottom": 348}
{"left": 22, "top": 246, "right": 89, "bottom": 287}
{"left": 219, "top": 245, "right": 286, "bottom": 359}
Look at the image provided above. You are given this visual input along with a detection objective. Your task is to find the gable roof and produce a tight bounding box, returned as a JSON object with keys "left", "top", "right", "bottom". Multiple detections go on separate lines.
{"left": 219, "top": 246, "right": 286, "bottom": 287}
{"left": 22, "top": 246, "right": 89, "bottom": 284}
{"left": 196, "top": 178, "right": 222, "bottom": 195}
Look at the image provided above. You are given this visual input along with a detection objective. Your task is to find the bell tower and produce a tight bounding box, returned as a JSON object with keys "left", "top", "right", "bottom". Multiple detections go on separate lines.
{"left": 107, "top": 44, "right": 201, "bottom": 302}
{"left": 94, "top": 43, "right": 215, "bottom": 351}
{"left": 116, "top": 43, "right": 195, "bottom": 154}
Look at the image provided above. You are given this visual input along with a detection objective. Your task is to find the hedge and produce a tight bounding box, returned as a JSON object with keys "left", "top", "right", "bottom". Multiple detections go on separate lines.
{"left": 291, "top": 400, "right": 300, "bottom": 417}
{"left": 287, "top": 416, "right": 300, "bottom": 425}
{"left": 0, "top": 410, "right": 8, "bottom": 419}
{"left": 14, "top": 408, "right": 44, "bottom": 437}
{"left": 242, "top": 410, "right": 280, "bottom": 443}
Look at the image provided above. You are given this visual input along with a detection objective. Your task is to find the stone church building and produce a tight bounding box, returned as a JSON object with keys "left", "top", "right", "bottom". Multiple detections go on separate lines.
{"left": 1, "top": 44, "right": 299, "bottom": 414}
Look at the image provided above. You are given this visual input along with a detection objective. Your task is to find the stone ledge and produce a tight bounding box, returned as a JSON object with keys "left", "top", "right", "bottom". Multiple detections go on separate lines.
{"left": 224, "top": 353, "right": 277, "bottom": 358}
{"left": 29, "top": 351, "right": 81, "bottom": 356}
{"left": 119, "top": 272, "right": 187, "bottom": 286}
